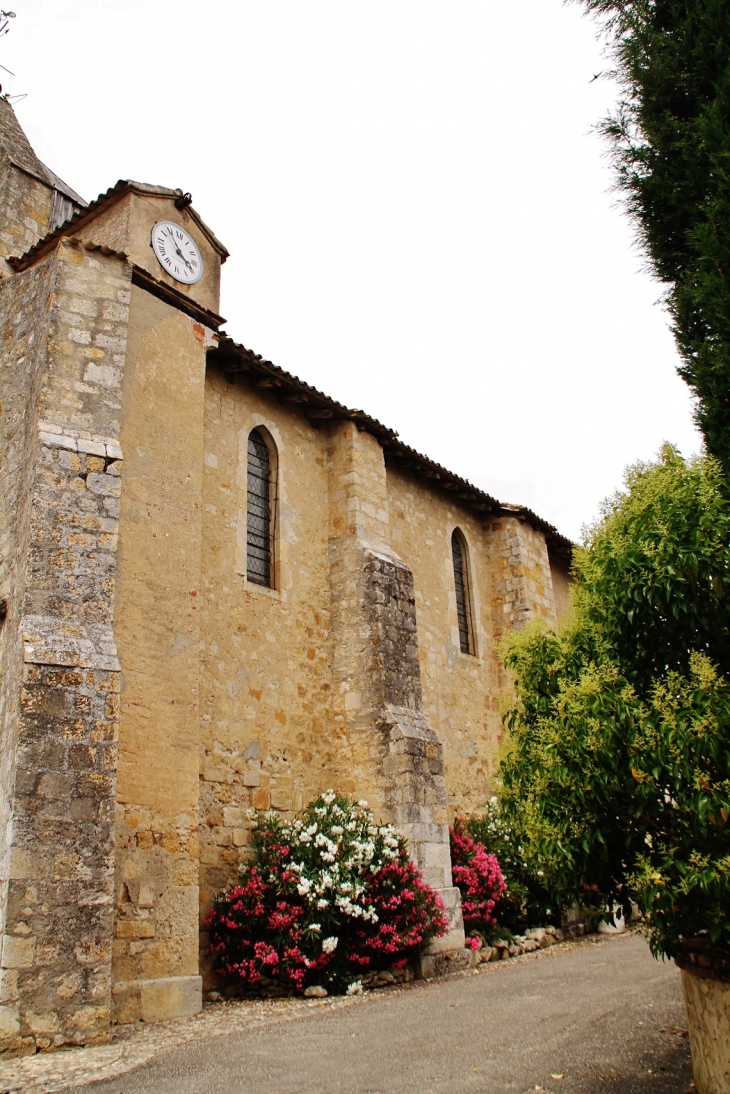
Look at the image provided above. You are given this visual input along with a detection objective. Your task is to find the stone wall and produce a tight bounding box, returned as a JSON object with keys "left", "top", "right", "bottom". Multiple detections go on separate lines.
{"left": 550, "top": 555, "right": 572, "bottom": 619}
{"left": 197, "top": 366, "right": 335, "bottom": 986}
{"left": 0, "top": 241, "right": 131, "bottom": 1052}
{"left": 0, "top": 183, "right": 570, "bottom": 1041}
{"left": 0, "top": 161, "right": 52, "bottom": 277}
{"left": 196, "top": 390, "right": 470, "bottom": 971}
{"left": 486, "top": 515, "right": 557, "bottom": 641}
{"left": 385, "top": 466, "right": 506, "bottom": 820}
{"left": 326, "top": 422, "right": 463, "bottom": 950}
{"left": 0, "top": 99, "right": 56, "bottom": 276}
{"left": 0, "top": 258, "right": 55, "bottom": 969}
{"left": 111, "top": 286, "right": 210, "bottom": 1025}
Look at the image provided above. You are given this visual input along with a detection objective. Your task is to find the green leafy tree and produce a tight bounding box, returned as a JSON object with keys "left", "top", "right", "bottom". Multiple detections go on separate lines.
{"left": 499, "top": 446, "right": 730, "bottom": 958}
{"left": 465, "top": 803, "right": 561, "bottom": 932}
{"left": 574, "top": 0, "right": 730, "bottom": 472}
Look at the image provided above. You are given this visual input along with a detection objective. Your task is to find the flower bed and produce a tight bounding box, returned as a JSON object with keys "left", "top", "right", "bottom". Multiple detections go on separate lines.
{"left": 449, "top": 820, "right": 505, "bottom": 935}
{"left": 463, "top": 800, "right": 560, "bottom": 932}
{"left": 207, "top": 792, "right": 449, "bottom": 995}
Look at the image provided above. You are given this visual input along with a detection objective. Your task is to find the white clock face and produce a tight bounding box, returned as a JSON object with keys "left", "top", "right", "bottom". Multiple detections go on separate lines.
{"left": 151, "top": 221, "right": 203, "bottom": 285}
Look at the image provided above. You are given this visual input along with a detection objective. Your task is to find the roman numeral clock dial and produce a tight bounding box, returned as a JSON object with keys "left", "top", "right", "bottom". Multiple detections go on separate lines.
{"left": 151, "top": 220, "right": 203, "bottom": 285}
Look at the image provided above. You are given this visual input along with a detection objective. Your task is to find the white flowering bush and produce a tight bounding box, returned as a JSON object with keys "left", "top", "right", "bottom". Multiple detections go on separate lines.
{"left": 207, "top": 791, "right": 448, "bottom": 993}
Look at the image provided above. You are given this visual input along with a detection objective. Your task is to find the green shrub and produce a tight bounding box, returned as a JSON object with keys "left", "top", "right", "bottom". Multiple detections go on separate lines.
{"left": 499, "top": 448, "right": 730, "bottom": 959}
{"left": 466, "top": 801, "right": 561, "bottom": 932}
{"left": 207, "top": 792, "right": 449, "bottom": 993}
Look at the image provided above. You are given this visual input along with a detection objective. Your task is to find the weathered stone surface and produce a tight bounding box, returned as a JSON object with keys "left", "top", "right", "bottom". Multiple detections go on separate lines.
{"left": 303, "top": 985, "right": 328, "bottom": 999}
{"left": 681, "top": 967, "right": 730, "bottom": 1094}
{"left": 139, "top": 976, "right": 202, "bottom": 1023}
{"left": 487, "top": 517, "right": 557, "bottom": 637}
{"left": 0, "top": 254, "right": 55, "bottom": 965}
{"left": 326, "top": 423, "right": 464, "bottom": 950}
{"left": 0, "top": 108, "right": 571, "bottom": 1052}
{"left": 0, "top": 99, "right": 84, "bottom": 276}
{"left": 0, "top": 242, "right": 131, "bottom": 1052}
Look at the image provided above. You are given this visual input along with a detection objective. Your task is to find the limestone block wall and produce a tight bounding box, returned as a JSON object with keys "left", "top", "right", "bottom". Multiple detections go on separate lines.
{"left": 0, "top": 241, "right": 131, "bottom": 1052}
{"left": 196, "top": 393, "right": 466, "bottom": 968}
{"left": 486, "top": 515, "right": 557, "bottom": 640}
{"left": 385, "top": 467, "right": 505, "bottom": 819}
{"left": 111, "top": 286, "right": 210, "bottom": 1025}
{"left": 197, "top": 368, "right": 335, "bottom": 983}
{"left": 0, "top": 161, "right": 52, "bottom": 277}
{"left": 0, "top": 258, "right": 55, "bottom": 957}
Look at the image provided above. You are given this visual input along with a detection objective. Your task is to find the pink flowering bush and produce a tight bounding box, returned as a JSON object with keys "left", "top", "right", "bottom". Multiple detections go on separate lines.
{"left": 207, "top": 792, "right": 449, "bottom": 994}
{"left": 450, "top": 821, "right": 506, "bottom": 933}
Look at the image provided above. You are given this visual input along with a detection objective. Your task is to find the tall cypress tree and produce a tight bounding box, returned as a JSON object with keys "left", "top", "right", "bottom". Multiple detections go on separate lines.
{"left": 576, "top": 0, "right": 730, "bottom": 473}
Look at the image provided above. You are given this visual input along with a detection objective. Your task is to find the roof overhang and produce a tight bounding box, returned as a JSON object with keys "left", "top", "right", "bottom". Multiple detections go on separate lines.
{"left": 213, "top": 334, "right": 573, "bottom": 561}
{"left": 8, "top": 179, "right": 229, "bottom": 272}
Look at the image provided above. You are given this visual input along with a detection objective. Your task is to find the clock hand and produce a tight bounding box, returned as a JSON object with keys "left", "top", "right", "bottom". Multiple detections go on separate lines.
{"left": 167, "top": 229, "right": 195, "bottom": 272}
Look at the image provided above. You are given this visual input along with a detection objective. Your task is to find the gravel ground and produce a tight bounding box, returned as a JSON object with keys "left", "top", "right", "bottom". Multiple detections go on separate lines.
{"left": 0, "top": 933, "right": 693, "bottom": 1094}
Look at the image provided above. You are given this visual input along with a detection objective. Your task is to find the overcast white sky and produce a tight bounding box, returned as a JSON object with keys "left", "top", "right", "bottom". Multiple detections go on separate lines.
{"left": 5, "top": 0, "right": 701, "bottom": 540}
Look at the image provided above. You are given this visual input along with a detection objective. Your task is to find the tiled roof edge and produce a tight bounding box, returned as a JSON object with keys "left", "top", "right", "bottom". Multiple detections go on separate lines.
{"left": 214, "top": 334, "right": 573, "bottom": 559}
{"left": 8, "top": 179, "right": 229, "bottom": 271}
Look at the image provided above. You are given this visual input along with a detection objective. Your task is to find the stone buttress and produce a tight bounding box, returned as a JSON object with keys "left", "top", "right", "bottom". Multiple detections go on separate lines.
{"left": 327, "top": 420, "right": 465, "bottom": 952}
{"left": 0, "top": 238, "right": 131, "bottom": 1052}
{"left": 0, "top": 109, "right": 227, "bottom": 1047}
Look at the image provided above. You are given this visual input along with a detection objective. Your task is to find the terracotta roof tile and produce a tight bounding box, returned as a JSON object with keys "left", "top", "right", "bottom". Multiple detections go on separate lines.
{"left": 215, "top": 334, "right": 573, "bottom": 559}
{"left": 8, "top": 179, "right": 229, "bottom": 271}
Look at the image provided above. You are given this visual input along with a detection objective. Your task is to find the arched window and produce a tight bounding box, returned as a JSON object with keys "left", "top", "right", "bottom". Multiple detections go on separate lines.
{"left": 247, "top": 429, "right": 275, "bottom": 587}
{"left": 451, "top": 529, "right": 474, "bottom": 655}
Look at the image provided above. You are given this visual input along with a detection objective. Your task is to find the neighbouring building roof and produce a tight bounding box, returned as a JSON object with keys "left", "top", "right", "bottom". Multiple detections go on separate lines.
{"left": 215, "top": 335, "right": 573, "bottom": 560}
{"left": 0, "top": 98, "right": 86, "bottom": 207}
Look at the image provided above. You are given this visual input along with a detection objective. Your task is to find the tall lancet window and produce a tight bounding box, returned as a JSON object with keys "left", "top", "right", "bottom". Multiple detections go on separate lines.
{"left": 247, "top": 428, "right": 275, "bottom": 587}
{"left": 451, "top": 528, "right": 474, "bottom": 655}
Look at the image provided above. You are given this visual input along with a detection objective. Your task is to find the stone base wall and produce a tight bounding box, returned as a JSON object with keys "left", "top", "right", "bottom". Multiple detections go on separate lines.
{"left": 0, "top": 661, "right": 118, "bottom": 1052}
{"left": 111, "top": 810, "right": 201, "bottom": 1024}
{"left": 0, "top": 257, "right": 55, "bottom": 952}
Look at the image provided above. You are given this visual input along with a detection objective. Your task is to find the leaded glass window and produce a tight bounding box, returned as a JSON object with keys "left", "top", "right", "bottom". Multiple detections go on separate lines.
{"left": 452, "top": 529, "right": 474, "bottom": 655}
{"left": 247, "top": 429, "right": 273, "bottom": 587}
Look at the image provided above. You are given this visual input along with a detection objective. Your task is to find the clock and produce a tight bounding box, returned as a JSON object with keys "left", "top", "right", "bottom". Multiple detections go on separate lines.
{"left": 151, "top": 220, "right": 203, "bottom": 285}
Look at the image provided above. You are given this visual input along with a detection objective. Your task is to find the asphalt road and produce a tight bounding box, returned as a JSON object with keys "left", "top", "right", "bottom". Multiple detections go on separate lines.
{"left": 77, "top": 934, "right": 693, "bottom": 1094}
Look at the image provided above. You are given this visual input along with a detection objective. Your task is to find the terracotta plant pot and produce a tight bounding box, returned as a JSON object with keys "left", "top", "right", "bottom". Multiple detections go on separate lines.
{"left": 674, "top": 939, "right": 730, "bottom": 1094}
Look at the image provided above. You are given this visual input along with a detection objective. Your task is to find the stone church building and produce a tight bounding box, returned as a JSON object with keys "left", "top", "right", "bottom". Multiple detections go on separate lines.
{"left": 0, "top": 100, "right": 571, "bottom": 1053}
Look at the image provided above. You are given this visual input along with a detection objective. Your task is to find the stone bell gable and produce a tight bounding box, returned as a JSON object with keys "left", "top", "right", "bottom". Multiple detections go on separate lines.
{"left": 0, "top": 102, "right": 572, "bottom": 1054}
